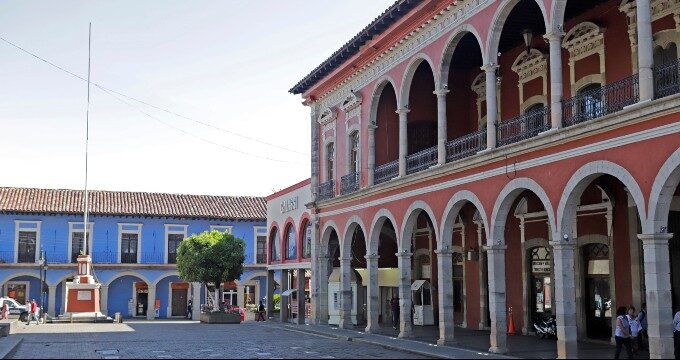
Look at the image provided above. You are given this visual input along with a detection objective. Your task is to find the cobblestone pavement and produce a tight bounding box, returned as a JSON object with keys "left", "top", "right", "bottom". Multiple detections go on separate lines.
{"left": 10, "top": 320, "right": 425, "bottom": 359}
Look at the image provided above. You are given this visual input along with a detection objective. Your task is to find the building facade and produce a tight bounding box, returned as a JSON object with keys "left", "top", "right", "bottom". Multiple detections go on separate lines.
{"left": 0, "top": 187, "right": 267, "bottom": 320}
{"left": 289, "top": 0, "right": 680, "bottom": 358}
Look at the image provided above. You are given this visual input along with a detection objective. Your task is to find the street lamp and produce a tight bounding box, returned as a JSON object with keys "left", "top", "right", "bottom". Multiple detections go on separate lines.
{"left": 38, "top": 249, "right": 46, "bottom": 320}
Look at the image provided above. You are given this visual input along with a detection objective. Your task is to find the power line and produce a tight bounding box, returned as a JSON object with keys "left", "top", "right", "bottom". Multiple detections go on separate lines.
{"left": 0, "top": 35, "right": 309, "bottom": 157}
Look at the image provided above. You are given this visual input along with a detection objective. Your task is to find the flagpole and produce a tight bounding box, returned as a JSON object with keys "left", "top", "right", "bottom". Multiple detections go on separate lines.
{"left": 83, "top": 22, "right": 91, "bottom": 256}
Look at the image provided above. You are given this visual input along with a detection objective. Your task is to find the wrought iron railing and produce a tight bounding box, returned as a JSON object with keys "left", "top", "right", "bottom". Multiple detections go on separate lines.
{"left": 121, "top": 252, "right": 138, "bottom": 264}
{"left": 654, "top": 58, "right": 680, "bottom": 99}
{"left": 17, "top": 251, "right": 36, "bottom": 264}
{"left": 340, "top": 171, "right": 360, "bottom": 195}
{"left": 562, "top": 75, "right": 639, "bottom": 127}
{"left": 497, "top": 106, "right": 550, "bottom": 147}
{"left": 406, "top": 145, "right": 437, "bottom": 174}
{"left": 446, "top": 129, "right": 486, "bottom": 162}
{"left": 374, "top": 160, "right": 399, "bottom": 185}
{"left": 256, "top": 253, "right": 267, "bottom": 264}
{"left": 316, "top": 180, "right": 335, "bottom": 201}
{"left": 167, "top": 252, "right": 178, "bottom": 264}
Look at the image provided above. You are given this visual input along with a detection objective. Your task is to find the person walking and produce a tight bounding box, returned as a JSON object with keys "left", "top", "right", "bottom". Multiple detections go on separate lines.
{"left": 637, "top": 303, "right": 647, "bottom": 350}
{"left": 390, "top": 296, "right": 400, "bottom": 330}
{"left": 673, "top": 309, "right": 680, "bottom": 359}
{"left": 26, "top": 299, "right": 39, "bottom": 326}
{"left": 627, "top": 306, "right": 640, "bottom": 354}
{"left": 256, "top": 300, "right": 266, "bottom": 321}
{"left": 187, "top": 299, "right": 193, "bottom": 320}
{"left": 0, "top": 302, "right": 8, "bottom": 320}
{"left": 615, "top": 306, "right": 633, "bottom": 359}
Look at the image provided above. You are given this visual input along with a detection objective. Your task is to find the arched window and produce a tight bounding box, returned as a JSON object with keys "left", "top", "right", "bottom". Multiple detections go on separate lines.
{"left": 578, "top": 84, "right": 603, "bottom": 121}
{"left": 303, "top": 221, "right": 312, "bottom": 258}
{"left": 326, "top": 143, "right": 335, "bottom": 182}
{"left": 286, "top": 225, "right": 297, "bottom": 260}
{"left": 349, "top": 131, "right": 360, "bottom": 174}
{"left": 270, "top": 229, "right": 280, "bottom": 262}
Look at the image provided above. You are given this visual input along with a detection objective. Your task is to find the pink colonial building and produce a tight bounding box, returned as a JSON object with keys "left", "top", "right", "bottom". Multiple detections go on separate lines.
{"left": 287, "top": 0, "right": 680, "bottom": 358}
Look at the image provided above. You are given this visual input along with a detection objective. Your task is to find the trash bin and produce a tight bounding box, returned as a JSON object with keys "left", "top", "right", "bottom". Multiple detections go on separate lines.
{"left": 114, "top": 312, "right": 123, "bottom": 323}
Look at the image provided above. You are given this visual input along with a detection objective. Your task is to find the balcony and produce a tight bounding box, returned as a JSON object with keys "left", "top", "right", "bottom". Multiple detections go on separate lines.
{"left": 446, "top": 129, "right": 486, "bottom": 162}
{"left": 317, "top": 180, "right": 335, "bottom": 201}
{"left": 17, "top": 251, "right": 36, "bottom": 264}
{"left": 340, "top": 171, "right": 360, "bottom": 195}
{"left": 497, "top": 106, "right": 550, "bottom": 147}
{"left": 374, "top": 160, "right": 398, "bottom": 185}
{"left": 654, "top": 58, "right": 680, "bottom": 99}
{"left": 562, "top": 75, "right": 639, "bottom": 127}
{"left": 406, "top": 146, "right": 438, "bottom": 175}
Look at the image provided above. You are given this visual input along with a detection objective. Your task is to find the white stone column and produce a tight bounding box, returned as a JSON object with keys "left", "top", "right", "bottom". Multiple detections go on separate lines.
{"left": 280, "top": 269, "right": 289, "bottom": 323}
{"left": 146, "top": 284, "right": 156, "bottom": 320}
{"left": 192, "top": 282, "right": 201, "bottom": 320}
{"left": 482, "top": 64, "right": 498, "bottom": 150}
{"left": 296, "top": 268, "right": 306, "bottom": 325}
{"left": 436, "top": 248, "right": 455, "bottom": 345}
{"left": 309, "top": 216, "right": 321, "bottom": 324}
{"left": 397, "top": 251, "right": 413, "bottom": 338}
{"left": 477, "top": 223, "right": 489, "bottom": 330}
{"left": 365, "top": 254, "right": 380, "bottom": 333}
{"left": 550, "top": 240, "right": 578, "bottom": 359}
{"left": 48, "top": 285, "right": 57, "bottom": 317}
{"left": 100, "top": 285, "right": 109, "bottom": 316}
{"left": 396, "top": 107, "right": 409, "bottom": 177}
{"left": 266, "top": 270, "right": 275, "bottom": 319}
{"left": 237, "top": 285, "right": 245, "bottom": 308}
{"left": 639, "top": 233, "right": 674, "bottom": 359}
{"left": 434, "top": 88, "right": 449, "bottom": 165}
{"left": 545, "top": 31, "right": 565, "bottom": 130}
{"left": 485, "top": 244, "right": 507, "bottom": 354}
{"left": 316, "top": 255, "right": 330, "bottom": 325}
{"left": 636, "top": 0, "right": 654, "bottom": 102}
{"left": 339, "top": 257, "right": 352, "bottom": 329}
{"left": 367, "top": 124, "right": 377, "bottom": 186}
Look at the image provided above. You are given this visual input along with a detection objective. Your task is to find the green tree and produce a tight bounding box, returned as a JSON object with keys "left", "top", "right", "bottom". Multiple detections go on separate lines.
{"left": 177, "top": 230, "right": 245, "bottom": 311}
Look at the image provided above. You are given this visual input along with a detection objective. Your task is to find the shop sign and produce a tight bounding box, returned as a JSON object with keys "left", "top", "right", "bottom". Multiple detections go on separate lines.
{"left": 280, "top": 196, "right": 298, "bottom": 214}
{"left": 532, "top": 260, "right": 551, "bottom": 273}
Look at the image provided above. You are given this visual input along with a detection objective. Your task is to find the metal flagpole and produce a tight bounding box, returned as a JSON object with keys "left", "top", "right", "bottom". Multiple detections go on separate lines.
{"left": 83, "top": 22, "right": 92, "bottom": 256}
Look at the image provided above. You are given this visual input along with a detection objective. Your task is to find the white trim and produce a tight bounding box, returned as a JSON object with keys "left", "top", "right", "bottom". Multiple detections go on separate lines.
{"left": 209, "top": 225, "right": 233, "bottom": 234}
{"left": 67, "top": 222, "right": 94, "bottom": 261}
{"left": 14, "top": 220, "right": 41, "bottom": 264}
{"left": 164, "top": 224, "right": 188, "bottom": 265}
{"left": 253, "top": 226, "right": 267, "bottom": 265}
{"left": 5, "top": 281, "right": 30, "bottom": 304}
{"left": 117, "top": 223, "right": 142, "bottom": 264}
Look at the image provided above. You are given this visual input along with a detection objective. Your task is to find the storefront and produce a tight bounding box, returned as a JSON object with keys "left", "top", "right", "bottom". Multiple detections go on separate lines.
{"left": 135, "top": 282, "right": 148, "bottom": 317}
{"left": 528, "top": 247, "right": 553, "bottom": 324}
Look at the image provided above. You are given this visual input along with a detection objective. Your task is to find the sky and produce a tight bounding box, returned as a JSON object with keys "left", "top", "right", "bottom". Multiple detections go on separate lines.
{"left": 0, "top": 0, "right": 393, "bottom": 197}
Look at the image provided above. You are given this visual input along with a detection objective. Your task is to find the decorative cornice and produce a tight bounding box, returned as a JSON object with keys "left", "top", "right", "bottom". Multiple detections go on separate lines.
{"left": 562, "top": 22, "right": 605, "bottom": 62}
{"left": 318, "top": 107, "right": 338, "bottom": 126}
{"left": 341, "top": 91, "right": 363, "bottom": 112}
{"left": 511, "top": 49, "right": 547, "bottom": 82}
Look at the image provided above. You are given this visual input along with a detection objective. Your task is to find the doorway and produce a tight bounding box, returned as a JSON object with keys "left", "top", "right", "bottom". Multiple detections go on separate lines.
{"left": 583, "top": 243, "right": 612, "bottom": 340}
{"left": 171, "top": 283, "right": 189, "bottom": 317}
{"left": 669, "top": 211, "right": 680, "bottom": 312}
{"left": 135, "top": 282, "right": 148, "bottom": 317}
{"left": 528, "top": 246, "right": 553, "bottom": 324}
{"left": 453, "top": 252, "right": 464, "bottom": 325}
{"left": 380, "top": 286, "right": 398, "bottom": 325}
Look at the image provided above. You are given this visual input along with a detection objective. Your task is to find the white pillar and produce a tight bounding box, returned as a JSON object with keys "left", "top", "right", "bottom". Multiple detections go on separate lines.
{"left": 639, "top": 233, "right": 675, "bottom": 359}
{"left": 48, "top": 285, "right": 57, "bottom": 317}
{"left": 434, "top": 88, "right": 449, "bottom": 165}
{"left": 482, "top": 64, "right": 498, "bottom": 150}
{"left": 339, "top": 257, "right": 352, "bottom": 329}
{"left": 266, "top": 270, "right": 275, "bottom": 319}
{"left": 485, "top": 244, "right": 506, "bottom": 354}
{"left": 396, "top": 107, "right": 409, "bottom": 177}
{"left": 309, "top": 216, "right": 321, "bottom": 324}
{"left": 100, "top": 285, "right": 109, "bottom": 316}
{"left": 296, "top": 268, "right": 306, "bottom": 325}
{"left": 367, "top": 124, "right": 377, "bottom": 186}
{"left": 397, "top": 252, "right": 413, "bottom": 338}
{"left": 550, "top": 240, "right": 578, "bottom": 359}
{"left": 636, "top": 0, "right": 654, "bottom": 102}
{"left": 545, "top": 31, "right": 565, "bottom": 130}
{"left": 146, "top": 284, "right": 156, "bottom": 320}
{"left": 236, "top": 285, "right": 245, "bottom": 308}
{"left": 316, "top": 255, "right": 330, "bottom": 325}
{"left": 365, "top": 254, "right": 380, "bottom": 333}
{"left": 477, "top": 224, "right": 489, "bottom": 330}
{"left": 280, "top": 269, "right": 289, "bottom": 323}
{"left": 436, "top": 248, "right": 455, "bottom": 345}
{"left": 192, "top": 282, "right": 201, "bottom": 320}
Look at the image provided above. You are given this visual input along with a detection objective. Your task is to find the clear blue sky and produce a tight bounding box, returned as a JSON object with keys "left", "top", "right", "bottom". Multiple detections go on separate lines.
{"left": 0, "top": 0, "right": 392, "bottom": 196}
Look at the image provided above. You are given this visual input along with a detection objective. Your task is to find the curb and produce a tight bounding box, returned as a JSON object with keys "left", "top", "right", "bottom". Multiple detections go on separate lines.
{"left": 0, "top": 337, "right": 22, "bottom": 359}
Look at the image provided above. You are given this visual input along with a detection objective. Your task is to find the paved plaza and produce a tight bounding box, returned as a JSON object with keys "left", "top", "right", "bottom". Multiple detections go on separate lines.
{"left": 8, "top": 320, "right": 426, "bottom": 359}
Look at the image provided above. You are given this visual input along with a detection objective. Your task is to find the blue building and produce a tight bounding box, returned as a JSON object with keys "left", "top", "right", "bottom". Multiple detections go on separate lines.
{"left": 0, "top": 187, "right": 268, "bottom": 319}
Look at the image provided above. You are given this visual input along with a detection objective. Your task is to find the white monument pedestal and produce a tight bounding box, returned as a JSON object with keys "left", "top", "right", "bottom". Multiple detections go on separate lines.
{"left": 63, "top": 255, "right": 105, "bottom": 318}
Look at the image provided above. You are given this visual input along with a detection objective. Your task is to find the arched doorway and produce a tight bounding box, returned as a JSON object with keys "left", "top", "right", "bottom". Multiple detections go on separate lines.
{"left": 372, "top": 81, "right": 399, "bottom": 184}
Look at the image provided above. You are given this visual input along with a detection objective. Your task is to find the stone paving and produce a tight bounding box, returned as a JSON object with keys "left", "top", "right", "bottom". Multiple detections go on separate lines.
{"left": 9, "top": 320, "right": 426, "bottom": 359}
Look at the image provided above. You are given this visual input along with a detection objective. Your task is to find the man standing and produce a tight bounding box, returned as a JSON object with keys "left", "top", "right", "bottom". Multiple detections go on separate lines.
{"left": 390, "top": 296, "right": 400, "bottom": 330}
{"left": 26, "top": 299, "right": 38, "bottom": 325}
{"left": 187, "top": 299, "right": 193, "bottom": 320}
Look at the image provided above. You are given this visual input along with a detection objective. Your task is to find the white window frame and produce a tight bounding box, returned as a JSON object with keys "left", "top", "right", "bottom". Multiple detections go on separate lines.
{"left": 118, "top": 223, "right": 142, "bottom": 264}
{"left": 209, "top": 225, "right": 233, "bottom": 234}
{"left": 68, "top": 222, "right": 94, "bottom": 261}
{"left": 253, "top": 226, "right": 267, "bottom": 265}
{"left": 164, "top": 224, "right": 188, "bottom": 264}
{"left": 14, "top": 221, "right": 41, "bottom": 263}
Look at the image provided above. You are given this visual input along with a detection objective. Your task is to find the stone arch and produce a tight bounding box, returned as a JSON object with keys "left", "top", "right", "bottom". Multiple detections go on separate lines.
{"left": 282, "top": 218, "right": 297, "bottom": 260}
{"left": 648, "top": 147, "right": 680, "bottom": 234}
{"left": 153, "top": 271, "right": 181, "bottom": 287}
{"left": 486, "top": 0, "right": 550, "bottom": 65}
{"left": 367, "top": 209, "right": 399, "bottom": 255}
{"left": 341, "top": 215, "right": 367, "bottom": 259}
{"left": 399, "top": 200, "right": 439, "bottom": 252}
{"left": 490, "top": 178, "right": 557, "bottom": 246}
{"left": 551, "top": 0, "right": 568, "bottom": 32}
{"left": 268, "top": 223, "right": 281, "bottom": 263}
{"left": 104, "top": 271, "right": 152, "bottom": 287}
{"left": 239, "top": 271, "right": 268, "bottom": 286}
{"left": 399, "top": 53, "right": 438, "bottom": 108}
{"left": 369, "top": 75, "right": 400, "bottom": 125}
{"left": 298, "top": 213, "right": 312, "bottom": 258}
{"left": 440, "top": 190, "right": 490, "bottom": 250}
{"left": 49, "top": 272, "right": 78, "bottom": 287}
{"left": 320, "top": 220, "right": 341, "bottom": 257}
{"left": 557, "top": 160, "right": 648, "bottom": 236}
{"left": 0, "top": 271, "right": 41, "bottom": 289}
{"left": 439, "top": 24, "right": 487, "bottom": 83}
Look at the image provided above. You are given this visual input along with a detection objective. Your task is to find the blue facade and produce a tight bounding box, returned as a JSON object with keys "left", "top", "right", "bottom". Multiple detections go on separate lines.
{"left": 0, "top": 213, "right": 267, "bottom": 318}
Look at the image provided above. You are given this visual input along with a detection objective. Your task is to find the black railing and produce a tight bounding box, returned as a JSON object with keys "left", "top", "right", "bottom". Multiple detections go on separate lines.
{"left": 562, "top": 75, "right": 639, "bottom": 127}
{"left": 121, "top": 252, "right": 138, "bottom": 264}
{"left": 340, "top": 171, "right": 360, "bottom": 195}
{"left": 92, "top": 251, "right": 117, "bottom": 264}
{"left": 446, "top": 129, "right": 486, "bottom": 162}
{"left": 167, "top": 252, "right": 177, "bottom": 264}
{"left": 17, "top": 251, "right": 36, "bottom": 263}
{"left": 654, "top": 58, "right": 680, "bottom": 99}
{"left": 374, "top": 160, "right": 399, "bottom": 185}
{"left": 316, "top": 180, "right": 335, "bottom": 201}
{"left": 141, "top": 252, "right": 165, "bottom": 264}
{"left": 497, "top": 106, "right": 550, "bottom": 146}
{"left": 256, "top": 253, "right": 267, "bottom": 264}
{"left": 406, "top": 145, "right": 437, "bottom": 174}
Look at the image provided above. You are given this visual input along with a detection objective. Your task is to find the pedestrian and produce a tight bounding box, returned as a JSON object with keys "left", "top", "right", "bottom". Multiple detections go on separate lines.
{"left": 256, "top": 300, "right": 266, "bottom": 321}
{"left": 187, "top": 299, "right": 193, "bottom": 320}
{"left": 615, "top": 306, "right": 633, "bottom": 359}
{"left": 673, "top": 309, "right": 680, "bottom": 359}
{"left": 637, "top": 303, "right": 647, "bottom": 350}
{"left": 26, "top": 299, "right": 39, "bottom": 326}
{"left": 627, "top": 306, "right": 640, "bottom": 354}
{"left": 0, "top": 302, "right": 8, "bottom": 320}
{"left": 390, "top": 296, "right": 400, "bottom": 330}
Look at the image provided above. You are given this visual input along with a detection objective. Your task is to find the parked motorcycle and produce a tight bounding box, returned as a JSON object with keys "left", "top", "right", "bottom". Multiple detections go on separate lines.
{"left": 533, "top": 315, "right": 557, "bottom": 339}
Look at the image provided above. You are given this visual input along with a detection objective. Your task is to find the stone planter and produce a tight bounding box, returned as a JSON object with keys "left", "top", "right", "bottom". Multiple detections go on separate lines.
{"left": 200, "top": 311, "right": 242, "bottom": 324}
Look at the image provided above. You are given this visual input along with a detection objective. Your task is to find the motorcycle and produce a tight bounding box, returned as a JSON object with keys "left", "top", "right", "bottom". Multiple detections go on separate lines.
{"left": 533, "top": 315, "right": 557, "bottom": 339}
